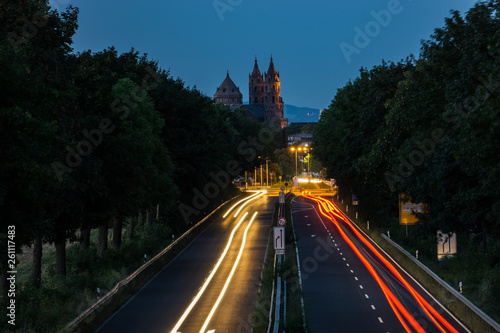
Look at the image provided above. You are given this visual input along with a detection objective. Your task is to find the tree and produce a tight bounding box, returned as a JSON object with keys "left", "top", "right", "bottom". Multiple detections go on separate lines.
{"left": 0, "top": 1, "right": 80, "bottom": 281}
{"left": 98, "top": 77, "right": 176, "bottom": 248}
{"left": 314, "top": 60, "right": 414, "bottom": 223}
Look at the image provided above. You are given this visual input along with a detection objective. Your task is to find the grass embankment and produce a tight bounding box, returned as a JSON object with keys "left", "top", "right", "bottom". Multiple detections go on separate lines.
{"left": 3, "top": 190, "right": 245, "bottom": 333}
{"left": 252, "top": 192, "right": 305, "bottom": 332}
{"left": 334, "top": 197, "right": 500, "bottom": 333}
{"left": 12, "top": 224, "right": 177, "bottom": 333}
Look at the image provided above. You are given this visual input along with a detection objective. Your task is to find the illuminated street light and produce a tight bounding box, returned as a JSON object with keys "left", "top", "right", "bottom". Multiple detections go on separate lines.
{"left": 290, "top": 146, "right": 298, "bottom": 177}
{"left": 290, "top": 145, "right": 308, "bottom": 177}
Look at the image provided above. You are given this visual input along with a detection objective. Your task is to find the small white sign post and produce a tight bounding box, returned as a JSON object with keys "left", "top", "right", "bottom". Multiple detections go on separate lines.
{"left": 277, "top": 217, "right": 286, "bottom": 226}
{"left": 274, "top": 227, "right": 285, "bottom": 255}
{"left": 279, "top": 189, "right": 285, "bottom": 217}
{"left": 437, "top": 230, "right": 457, "bottom": 260}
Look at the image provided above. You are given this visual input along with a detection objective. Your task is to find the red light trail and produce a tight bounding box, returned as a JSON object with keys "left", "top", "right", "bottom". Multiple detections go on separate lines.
{"left": 302, "top": 191, "right": 459, "bottom": 333}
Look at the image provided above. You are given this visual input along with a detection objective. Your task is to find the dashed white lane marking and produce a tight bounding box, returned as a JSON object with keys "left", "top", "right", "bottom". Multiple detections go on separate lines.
{"left": 346, "top": 263, "right": 350, "bottom": 267}
{"left": 371, "top": 305, "right": 376, "bottom": 310}
{"left": 343, "top": 258, "right": 346, "bottom": 261}
{"left": 337, "top": 248, "right": 340, "bottom": 251}
{"left": 354, "top": 277, "right": 358, "bottom": 281}
{"left": 364, "top": 294, "right": 369, "bottom": 299}
{"left": 359, "top": 285, "right": 364, "bottom": 289}
{"left": 378, "top": 317, "right": 384, "bottom": 323}
{"left": 311, "top": 235, "right": 316, "bottom": 237}
{"left": 350, "top": 270, "right": 354, "bottom": 273}
{"left": 306, "top": 224, "right": 311, "bottom": 226}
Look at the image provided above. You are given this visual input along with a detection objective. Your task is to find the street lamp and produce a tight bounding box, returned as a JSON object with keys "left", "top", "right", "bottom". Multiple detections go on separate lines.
{"left": 290, "top": 146, "right": 298, "bottom": 177}
{"left": 290, "top": 146, "right": 308, "bottom": 177}
{"left": 304, "top": 144, "right": 311, "bottom": 174}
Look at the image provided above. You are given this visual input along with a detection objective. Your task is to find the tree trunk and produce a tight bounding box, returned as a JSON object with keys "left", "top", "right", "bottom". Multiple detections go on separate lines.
{"left": 98, "top": 223, "right": 108, "bottom": 255}
{"left": 112, "top": 217, "right": 122, "bottom": 248}
{"left": 80, "top": 227, "right": 91, "bottom": 250}
{"left": 138, "top": 211, "right": 144, "bottom": 230}
{"left": 129, "top": 216, "right": 135, "bottom": 239}
{"left": 33, "top": 233, "right": 42, "bottom": 287}
{"left": 55, "top": 237, "right": 66, "bottom": 276}
{"left": 146, "top": 210, "right": 153, "bottom": 225}
{"left": 480, "top": 229, "right": 488, "bottom": 250}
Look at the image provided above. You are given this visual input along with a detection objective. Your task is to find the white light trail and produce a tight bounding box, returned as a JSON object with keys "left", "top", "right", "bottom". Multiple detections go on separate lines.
{"left": 234, "top": 191, "right": 266, "bottom": 217}
{"left": 169, "top": 212, "right": 249, "bottom": 333}
{"left": 199, "top": 211, "right": 259, "bottom": 333}
{"left": 222, "top": 191, "right": 261, "bottom": 218}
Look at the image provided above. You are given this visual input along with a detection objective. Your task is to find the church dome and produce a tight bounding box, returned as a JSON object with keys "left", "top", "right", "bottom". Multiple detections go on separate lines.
{"left": 214, "top": 71, "right": 243, "bottom": 106}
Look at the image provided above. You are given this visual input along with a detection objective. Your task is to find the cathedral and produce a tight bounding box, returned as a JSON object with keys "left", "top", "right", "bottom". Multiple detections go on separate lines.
{"left": 214, "top": 57, "right": 288, "bottom": 128}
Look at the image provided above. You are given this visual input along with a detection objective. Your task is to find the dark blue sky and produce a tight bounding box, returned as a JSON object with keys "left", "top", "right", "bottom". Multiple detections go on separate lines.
{"left": 50, "top": 0, "right": 478, "bottom": 110}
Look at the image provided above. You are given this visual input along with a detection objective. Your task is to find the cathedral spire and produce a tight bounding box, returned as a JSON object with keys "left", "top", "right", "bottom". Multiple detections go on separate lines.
{"left": 251, "top": 57, "right": 261, "bottom": 77}
{"left": 265, "top": 55, "right": 279, "bottom": 83}
{"left": 267, "top": 55, "right": 277, "bottom": 76}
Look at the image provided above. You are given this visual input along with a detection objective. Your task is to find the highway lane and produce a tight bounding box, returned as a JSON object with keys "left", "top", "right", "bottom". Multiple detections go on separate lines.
{"left": 292, "top": 192, "right": 471, "bottom": 333}
{"left": 95, "top": 190, "right": 274, "bottom": 333}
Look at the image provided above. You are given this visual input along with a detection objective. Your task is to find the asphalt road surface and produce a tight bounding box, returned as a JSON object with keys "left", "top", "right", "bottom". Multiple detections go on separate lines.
{"left": 292, "top": 192, "right": 471, "bottom": 333}
{"left": 95, "top": 190, "right": 273, "bottom": 333}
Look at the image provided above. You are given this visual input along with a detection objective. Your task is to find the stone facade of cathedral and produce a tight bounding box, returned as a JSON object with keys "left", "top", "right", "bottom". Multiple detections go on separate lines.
{"left": 214, "top": 57, "right": 287, "bottom": 128}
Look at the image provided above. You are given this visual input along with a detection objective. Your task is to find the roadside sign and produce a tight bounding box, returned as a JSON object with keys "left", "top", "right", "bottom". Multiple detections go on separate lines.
{"left": 274, "top": 227, "right": 285, "bottom": 255}
{"left": 279, "top": 191, "right": 285, "bottom": 204}
{"left": 399, "top": 194, "right": 424, "bottom": 225}
{"left": 437, "top": 230, "right": 457, "bottom": 260}
{"left": 277, "top": 217, "right": 286, "bottom": 226}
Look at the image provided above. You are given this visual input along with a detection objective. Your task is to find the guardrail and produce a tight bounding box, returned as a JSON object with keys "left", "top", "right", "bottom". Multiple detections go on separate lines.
{"left": 290, "top": 198, "right": 307, "bottom": 332}
{"left": 272, "top": 257, "right": 283, "bottom": 333}
{"left": 64, "top": 198, "right": 233, "bottom": 333}
{"left": 381, "top": 234, "right": 500, "bottom": 332}
{"left": 267, "top": 255, "right": 277, "bottom": 333}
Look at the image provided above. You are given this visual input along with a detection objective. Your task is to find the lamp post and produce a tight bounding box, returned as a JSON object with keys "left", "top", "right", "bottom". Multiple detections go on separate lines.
{"left": 290, "top": 146, "right": 308, "bottom": 177}
{"left": 260, "top": 164, "right": 263, "bottom": 187}
{"left": 290, "top": 146, "right": 298, "bottom": 177}
{"left": 254, "top": 167, "right": 257, "bottom": 188}
{"left": 304, "top": 144, "right": 311, "bottom": 175}
{"left": 266, "top": 158, "right": 269, "bottom": 187}
{"left": 302, "top": 146, "right": 309, "bottom": 175}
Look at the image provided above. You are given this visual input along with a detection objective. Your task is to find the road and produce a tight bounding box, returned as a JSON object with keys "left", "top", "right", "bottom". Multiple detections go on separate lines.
{"left": 95, "top": 190, "right": 273, "bottom": 333}
{"left": 292, "top": 192, "right": 471, "bottom": 333}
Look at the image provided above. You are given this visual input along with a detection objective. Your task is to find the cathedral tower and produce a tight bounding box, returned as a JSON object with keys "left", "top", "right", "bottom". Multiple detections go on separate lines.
{"left": 263, "top": 56, "right": 284, "bottom": 127}
{"left": 249, "top": 58, "right": 264, "bottom": 104}
{"left": 213, "top": 71, "right": 242, "bottom": 106}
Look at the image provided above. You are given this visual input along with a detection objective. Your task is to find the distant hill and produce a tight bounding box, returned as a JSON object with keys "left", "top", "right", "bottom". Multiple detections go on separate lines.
{"left": 284, "top": 104, "right": 320, "bottom": 123}
{"left": 240, "top": 103, "right": 320, "bottom": 123}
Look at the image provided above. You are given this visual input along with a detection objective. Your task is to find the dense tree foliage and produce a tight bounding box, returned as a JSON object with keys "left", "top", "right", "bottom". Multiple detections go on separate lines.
{"left": 315, "top": 60, "right": 415, "bottom": 221}
{"left": 314, "top": 3, "right": 500, "bottom": 318}
{"left": 0, "top": 0, "right": 284, "bottom": 307}
{"left": 314, "top": 0, "right": 500, "bottom": 245}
